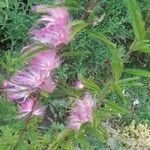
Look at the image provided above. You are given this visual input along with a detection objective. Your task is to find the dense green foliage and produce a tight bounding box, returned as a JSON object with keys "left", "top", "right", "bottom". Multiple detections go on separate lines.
{"left": 0, "top": 0, "right": 150, "bottom": 149}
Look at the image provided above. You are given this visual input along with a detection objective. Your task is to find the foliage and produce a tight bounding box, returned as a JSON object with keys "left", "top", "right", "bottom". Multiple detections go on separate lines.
{"left": 115, "top": 121, "right": 150, "bottom": 149}
{"left": 0, "top": 0, "right": 149, "bottom": 149}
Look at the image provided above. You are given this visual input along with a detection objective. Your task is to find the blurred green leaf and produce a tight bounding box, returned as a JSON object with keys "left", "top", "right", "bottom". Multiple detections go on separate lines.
{"left": 111, "top": 53, "right": 124, "bottom": 81}
{"left": 88, "top": 31, "right": 123, "bottom": 80}
{"left": 84, "top": 124, "right": 107, "bottom": 141}
{"left": 88, "top": 31, "right": 116, "bottom": 53}
{"left": 48, "top": 129, "right": 72, "bottom": 150}
{"left": 126, "top": 0, "right": 145, "bottom": 40}
{"left": 112, "top": 83, "right": 127, "bottom": 103}
{"left": 116, "top": 76, "right": 140, "bottom": 84}
{"left": 124, "top": 68, "right": 150, "bottom": 77}
{"left": 20, "top": 43, "right": 49, "bottom": 63}
{"left": 49, "top": 83, "right": 82, "bottom": 99}
{"left": 0, "top": 1, "right": 6, "bottom": 8}
{"left": 119, "top": 82, "right": 143, "bottom": 87}
{"left": 134, "top": 40, "right": 150, "bottom": 52}
{"left": 77, "top": 132, "right": 93, "bottom": 150}
{"left": 106, "top": 101, "right": 128, "bottom": 114}
{"left": 79, "top": 76, "right": 100, "bottom": 94}
{"left": 145, "top": 28, "right": 150, "bottom": 39}
{"left": 64, "top": 0, "right": 83, "bottom": 10}
{"left": 70, "top": 20, "right": 87, "bottom": 39}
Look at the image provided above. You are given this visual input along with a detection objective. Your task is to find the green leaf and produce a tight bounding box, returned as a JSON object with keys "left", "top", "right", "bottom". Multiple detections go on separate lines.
{"left": 49, "top": 83, "right": 82, "bottom": 99}
{"left": 111, "top": 53, "right": 124, "bottom": 80}
{"left": 119, "top": 82, "right": 143, "bottom": 87}
{"left": 63, "top": 50, "right": 91, "bottom": 57}
{"left": 88, "top": 31, "right": 123, "bottom": 80}
{"left": 63, "top": 140, "right": 73, "bottom": 150}
{"left": 77, "top": 132, "right": 93, "bottom": 150}
{"left": 0, "top": 1, "right": 6, "bottom": 8}
{"left": 40, "top": 90, "right": 49, "bottom": 98}
{"left": 79, "top": 76, "right": 100, "bottom": 94}
{"left": 145, "top": 28, "right": 150, "bottom": 39}
{"left": 88, "top": 31, "right": 116, "bottom": 53}
{"left": 48, "top": 129, "right": 71, "bottom": 150}
{"left": 99, "top": 80, "right": 112, "bottom": 100}
{"left": 134, "top": 40, "right": 150, "bottom": 53}
{"left": 70, "top": 20, "right": 87, "bottom": 39}
{"left": 116, "top": 77, "right": 140, "bottom": 84}
{"left": 116, "top": 77, "right": 143, "bottom": 87}
{"left": 106, "top": 101, "right": 128, "bottom": 114}
{"left": 126, "top": 0, "right": 145, "bottom": 40}
{"left": 64, "top": 0, "right": 83, "bottom": 10}
{"left": 112, "top": 84, "right": 127, "bottom": 103}
{"left": 20, "top": 43, "right": 49, "bottom": 63}
{"left": 124, "top": 68, "right": 150, "bottom": 77}
{"left": 84, "top": 125, "right": 107, "bottom": 141}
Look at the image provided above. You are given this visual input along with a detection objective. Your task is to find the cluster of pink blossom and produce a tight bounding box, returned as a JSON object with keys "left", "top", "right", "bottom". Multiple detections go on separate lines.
{"left": 68, "top": 92, "right": 95, "bottom": 130}
{"left": 2, "top": 5, "right": 95, "bottom": 131}
{"left": 2, "top": 6, "right": 70, "bottom": 118}
{"left": 30, "top": 6, "right": 70, "bottom": 47}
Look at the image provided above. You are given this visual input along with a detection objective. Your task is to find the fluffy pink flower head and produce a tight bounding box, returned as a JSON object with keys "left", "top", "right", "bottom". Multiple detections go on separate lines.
{"left": 18, "top": 98, "right": 45, "bottom": 117}
{"left": 2, "top": 80, "right": 9, "bottom": 89}
{"left": 30, "top": 7, "right": 70, "bottom": 47}
{"left": 5, "top": 68, "right": 56, "bottom": 101}
{"left": 73, "top": 80, "right": 84, "bottom": 89}
{"left": 32, "top": 6, "right": 69, "bottom": 26}
{"left": 67, "top": 92, "right": 95, "bottom": 130}
{"left": 29, "top": 50, "right": 60, "bottom": 73}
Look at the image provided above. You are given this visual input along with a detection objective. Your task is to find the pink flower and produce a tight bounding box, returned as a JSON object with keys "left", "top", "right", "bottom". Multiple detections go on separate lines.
{"left": 18, "top": 98, "right": 45, "bottom": 117}
{"left": 67, "top": 92, "right": 95, "bottom": 130}
{"left": 29, "top": 50, "right": 60, "bottom": 74}
{"left": 30, "top": 7, "right": 70, "bottom": 47}
{"left": 2, "top": 80, "right": 9, "bottom": 88}
{"left": 40, "top": 77, "right": 56, "bottom": 93}
{"left": 73, "top": 80, "right": 84, "bottom": 89}
{"left": 5, "top": 68, "right": 56, "bottom": 101}
{"left": 33, "top": 6, "right": 69, "bottom": 25}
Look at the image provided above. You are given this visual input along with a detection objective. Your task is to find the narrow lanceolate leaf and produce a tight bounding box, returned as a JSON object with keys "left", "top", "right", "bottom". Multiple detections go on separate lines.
{"left": 119, "top": 82, "right": 143, "bottom": 87}
{"left": 111, "top": 53, "right": 124, "bottom": 81}
{"left": 64, "top": 0, "right": 83, "bottom": 10}
{"left": 79, "top": 76, "right": 100, "bottom": 94}
{"left": 134, "top": 40, "right": 150, "bottom": 53}
{"left": 112, "top": 83, "right": 127, "bottom": 103}
{"left": 88, "top": 31, "right": 123, "bottom": 80}
{"left": 70, "top": 20, "right": 87, "bottom": 39}
{"left": 48, "top": 129, "right": 71, "bottom": 150}
{"left": 126, "top": 0, "right": 145, "bottom": 40}
{"left": 84, "top": 124, "right": 107, "bottom": 141}
{"left": 88, "top": 31, "right": 116, "bottom": 53}
{"left": 0, "top": 1, "right": 6, "bottom": 8}
{"left": 106, "top": 101, "right": 128, "bottom": 114}
{"left": 20, "top": 43, "right": 49, "bottom": 62}
{"left": 145, "top": 28, "right": 150, "bottom": 39}
{"left": 116, "top": 76, "right": 140, "bottom": 84}
{"left": 116, "top": 77, "right": 143, "bottom": 87}
{"left": 124, "top": 68, "right": 150, "bottom": 78}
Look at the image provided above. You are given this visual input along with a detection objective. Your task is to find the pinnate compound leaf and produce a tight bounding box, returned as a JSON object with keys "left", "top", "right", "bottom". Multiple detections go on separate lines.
{"left": 124, "top": 68, "right": 150, "bottom": 77}
{"left": 134, "top": 40, "right": 150, "bottom": 53}
{"left": 126, "top": 0, "right": 145, "bottom": 40}
{"left": 88, "top": 31, "right": 123, "bottom": 80}
{"left": 70, "top": 20, "right": 87, "bottom": 39}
